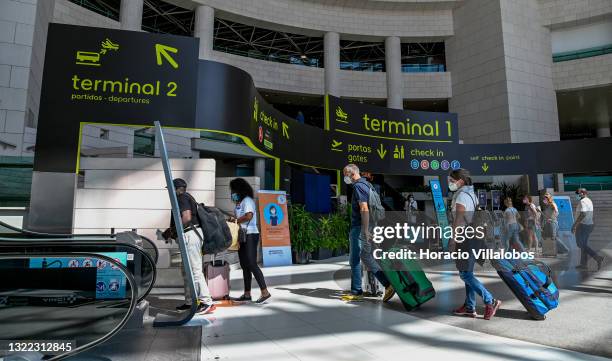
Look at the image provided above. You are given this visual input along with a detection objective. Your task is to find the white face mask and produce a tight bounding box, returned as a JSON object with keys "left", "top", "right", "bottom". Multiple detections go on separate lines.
{"left": 448, "top": 182, "right": 459, "bottom": 192}
{"left": 343, "top": 175, "right": 353, "bottom": 185}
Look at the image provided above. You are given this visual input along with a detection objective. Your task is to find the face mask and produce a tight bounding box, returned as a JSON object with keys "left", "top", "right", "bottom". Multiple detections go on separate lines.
{"left": 576, "top": 194, "right": 582, "bottom": 200}
{"left": 523, "top": 199, "right": 528, "bottom": 204}
{"left": 343, "top": 175, "right": 353, "bottom": 185}
{"left": 543, "top": 199, "right": 549, "bottom": 205}
{"left": 231, "top": 193, "right": 240, "bottom": 202}
{"left": 448, "top": 182, "right": 458, "bottom": 192}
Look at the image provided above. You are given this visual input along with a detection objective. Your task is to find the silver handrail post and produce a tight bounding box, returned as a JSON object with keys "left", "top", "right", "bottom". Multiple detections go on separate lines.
{"left": 153, "top": 121, "right": 198, "bottom": 327}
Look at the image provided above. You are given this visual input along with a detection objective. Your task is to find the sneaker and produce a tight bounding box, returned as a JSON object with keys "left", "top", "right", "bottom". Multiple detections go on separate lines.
{"left": 175, "top": 303, "right": 192, "bottom": 311}
{"left": 197, "top": 303, "right": 216, "bottom": 315}
{"left": 341, "top": 293, "right": 364, "bottom": 302}
{"left": 382, "top": 285, "right": 396, "bottom": 302}
{"left": 452, "top": 305, "right": 477, "bottom": 318}
{"left": 255, "top": 293, "right": 272, "bottom": 304}
{"left": 484, "top": 299, "right": 502, "bottom": 320}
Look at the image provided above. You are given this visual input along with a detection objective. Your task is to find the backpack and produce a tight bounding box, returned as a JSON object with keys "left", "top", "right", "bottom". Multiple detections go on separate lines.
{"left": 460, "top": 190, "right": 494, "bottom": 241}
{"left": 186, "top": 194, "right": 232, "bottom": 254}
{"left": 364, "top": 181, "right": 385, "bottom": 224}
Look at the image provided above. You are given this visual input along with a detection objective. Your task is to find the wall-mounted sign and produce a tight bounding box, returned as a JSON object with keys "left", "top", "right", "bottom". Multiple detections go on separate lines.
{"left": 326, "top": 95, "right": 458, "bottom": 143}
{"left": 35, "top": 23, "right": 198, "bottom": 173}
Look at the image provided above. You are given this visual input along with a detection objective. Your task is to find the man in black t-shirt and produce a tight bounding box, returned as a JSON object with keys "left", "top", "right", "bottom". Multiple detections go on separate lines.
{"left": 162, "top": 178, "right": 214, "bottom": 314}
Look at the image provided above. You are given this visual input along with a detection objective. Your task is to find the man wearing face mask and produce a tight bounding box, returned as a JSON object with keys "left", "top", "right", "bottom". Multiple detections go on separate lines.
{"left": 162, "top": 178, "right": 215, "bottom": 314}
{"left": 572, "top": 188, "right": 604, "bottom": 271}
{"left": 342, "top": 164, "right": 395, "bottom": 302}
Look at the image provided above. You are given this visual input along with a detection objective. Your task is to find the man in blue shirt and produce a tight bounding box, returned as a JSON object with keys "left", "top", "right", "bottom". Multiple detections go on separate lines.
{"left": 342, "top": 164, "right": 395, "bottom": 302}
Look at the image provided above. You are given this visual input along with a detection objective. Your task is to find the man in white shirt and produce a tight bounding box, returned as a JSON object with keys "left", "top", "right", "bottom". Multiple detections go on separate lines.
{"left": 572, "top": 188, "right": 604, "bottom": 271}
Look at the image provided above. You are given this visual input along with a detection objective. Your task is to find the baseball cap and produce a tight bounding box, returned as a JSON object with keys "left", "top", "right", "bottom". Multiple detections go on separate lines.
{"left": 171, "top": 178, "right": 187, "bottom": 189}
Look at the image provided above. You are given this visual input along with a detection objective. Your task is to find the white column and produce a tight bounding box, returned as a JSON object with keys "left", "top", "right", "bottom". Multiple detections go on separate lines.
{"left": 385, "top": 36, "right": 402, "bottom": 109}
{"left": 194, "top": 5, "right": 215, "bottom": 60}
{"left": 254, "top": 158, "right": 266, "bottom": 189}
{"left": 595, "top": 96, "right": 610, "bottom": 138}
{"left": 120, "top": 0, "right": 144, "bottom": 31}
{"left": 324, "top": 32, "right": 340, "bottom": 97}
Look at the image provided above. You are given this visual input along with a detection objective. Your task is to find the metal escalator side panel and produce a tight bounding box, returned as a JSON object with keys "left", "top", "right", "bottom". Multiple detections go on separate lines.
{"left": 0, "top": 241, "right": 156, "bottom": 304}
{"left": 0, "top": 252, "right": 137, "bottom": 361}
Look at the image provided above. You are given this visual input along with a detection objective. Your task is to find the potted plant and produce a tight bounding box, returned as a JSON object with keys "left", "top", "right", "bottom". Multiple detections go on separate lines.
{"left": 289, "top": 204, "right": 317, "bottom": 264}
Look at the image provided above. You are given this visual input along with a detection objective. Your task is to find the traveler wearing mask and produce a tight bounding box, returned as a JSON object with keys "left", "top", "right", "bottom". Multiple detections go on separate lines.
{"left": 162, "top": 178, "right": 215, "bottom": 314}
{"left": 503, "top": 197, "right": 523, "bottom": 251}
{"left": 573, "top": 188, "right": 604, "bottom": 271}
{"left": 541, "top": 192, "right": 559, "bottom": 250}
{"left": 522, "top": 195, "right": 540, "bottom": 253}
{"left": 405, "top": 194, "right": 418, "bottom": 224}
{"left": 229, "top": 178, "right": 271, "bottom": 303}
{"left": 448, "top": 168, "right": 501, "bottom": 320}
{"left": 343, "top": 164, "right": 395, "bottom": 302}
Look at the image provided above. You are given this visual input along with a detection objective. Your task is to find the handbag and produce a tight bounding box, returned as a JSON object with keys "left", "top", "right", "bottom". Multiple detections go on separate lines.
{"left": 227, "top": 220, "right": 240, "bottom": 251}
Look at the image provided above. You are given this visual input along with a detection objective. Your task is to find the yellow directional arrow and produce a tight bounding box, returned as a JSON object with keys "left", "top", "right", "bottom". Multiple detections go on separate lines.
{"left": 482, "top": 162, "right": 489, "bottom": 173}
{"left": 282, "top": 122, "right": 290, "bottom": 139}
{"left": 377, "top": 144, "right": 387, "bottom": 159}
{"left": 155, "top": 44, "right": 179, "bottom": 69}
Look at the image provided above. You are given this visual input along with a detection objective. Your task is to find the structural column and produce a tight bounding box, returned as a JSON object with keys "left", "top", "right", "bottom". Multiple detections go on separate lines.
{"left": 120, "top": 0, "right": 144, "bottom": 31}
{"left": 385, "top": 36, "right": 402, "bottom": 110}
{"left": 324, "top": 32, "right": 340, "bottom": 98}
{"left": 595, "top": 95, "right": 611, "bottom": 138}
{"left": 194, "top": 5, "right": 215, "bottom": 60}
{"left": 254, "top": 158, "right": 266, "bottom": 189}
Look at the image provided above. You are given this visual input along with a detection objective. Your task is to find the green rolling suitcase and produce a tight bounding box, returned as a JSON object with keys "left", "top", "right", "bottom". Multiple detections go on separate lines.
{"left": 379, "top": 248, "right": 435, "bottom": 311}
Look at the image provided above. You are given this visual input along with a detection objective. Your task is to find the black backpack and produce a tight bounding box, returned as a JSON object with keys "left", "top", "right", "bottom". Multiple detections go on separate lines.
{"left": 186, "top": 194, "right": 232, "bottom": 254}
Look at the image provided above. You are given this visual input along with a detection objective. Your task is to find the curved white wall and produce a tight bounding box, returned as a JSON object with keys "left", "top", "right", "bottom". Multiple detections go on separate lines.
{"left": 192, "top": 0, "right": 454, "bottom": 39}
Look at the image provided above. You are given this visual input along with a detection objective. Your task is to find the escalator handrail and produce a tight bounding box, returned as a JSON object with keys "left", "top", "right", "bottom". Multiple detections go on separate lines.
{"left": 0, "top": 252, "right": 138, "bottom": 361}
{"left": 137, "top": 234, "right": 159, "bottom": 264}
{"left": 0, "top": 220, "right": 159, "bottom": 265}
{"left": 0, "top": 220, "right": 116, "bottom": 238}
{"left": 0, "top": 240, "right": 157, "bottom": 303}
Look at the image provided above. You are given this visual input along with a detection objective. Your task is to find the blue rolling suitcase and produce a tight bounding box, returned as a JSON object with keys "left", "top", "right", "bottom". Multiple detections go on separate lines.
{"left": 491, "top": 258, "right": 559, "bottom": 320}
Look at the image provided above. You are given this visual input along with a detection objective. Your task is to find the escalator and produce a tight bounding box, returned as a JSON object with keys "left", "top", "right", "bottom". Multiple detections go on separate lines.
{"left": 0, "top": 222, "right": 158, "bottom": 360}
{"left": 0, "top": 123, "right": 202, "bottom": 359}
{"left": 0, "top": 252, "right": 138, "bottom": 360}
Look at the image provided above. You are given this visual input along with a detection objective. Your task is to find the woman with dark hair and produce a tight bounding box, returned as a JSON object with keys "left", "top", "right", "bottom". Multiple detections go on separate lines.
{"left": 229, "top": 178, "right": 271, "bottom": 303}
{"left": 522, "top": 194, "right": 540, "bottom": 252}
{"left": 448, "top": 168, "right": 501, "bottom": 320}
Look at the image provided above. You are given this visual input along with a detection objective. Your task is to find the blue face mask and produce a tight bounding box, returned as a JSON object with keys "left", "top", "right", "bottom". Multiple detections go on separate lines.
{"left": 231, "top": 193, "right": 240, "bottom": 202}
{"left": 575, "top": 194, "right": 582, "bottom": 201}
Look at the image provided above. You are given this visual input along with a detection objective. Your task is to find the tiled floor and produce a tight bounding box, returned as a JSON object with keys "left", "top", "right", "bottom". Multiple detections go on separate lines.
{"left": 185, "top": 260, "right": 611, "bottom": 361}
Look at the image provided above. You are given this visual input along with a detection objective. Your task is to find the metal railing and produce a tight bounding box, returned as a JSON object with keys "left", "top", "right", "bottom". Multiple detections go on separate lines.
{"left": 553, "top": 44, "right": 612, "bottom": 62}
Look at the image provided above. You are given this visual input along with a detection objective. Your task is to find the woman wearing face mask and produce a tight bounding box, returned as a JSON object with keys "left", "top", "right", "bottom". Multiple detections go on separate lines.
{"left": 448, "top": 168, "right": 501, "bottom": 320}
{"left": 503, "top": 197, "right": 523, "bottom": 251}
{"left": 405, "top": 194, "right": 418, "bottom": 224}
{"left": 541, "top": 192, "right": 559, "bottom": 253}
{"left": 229, "top": 177, "right": 271, "bottom": 303}
{"left": 522, "top": 195, "right": 540, "bottom": 253}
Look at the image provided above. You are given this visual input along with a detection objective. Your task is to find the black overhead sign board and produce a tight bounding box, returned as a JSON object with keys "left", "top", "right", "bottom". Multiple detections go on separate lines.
{"left": 34, "top": 24, "right": 612, "bottom": 183}
{"left": 34, "top": 23, "right": 198, "bottom": 172}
